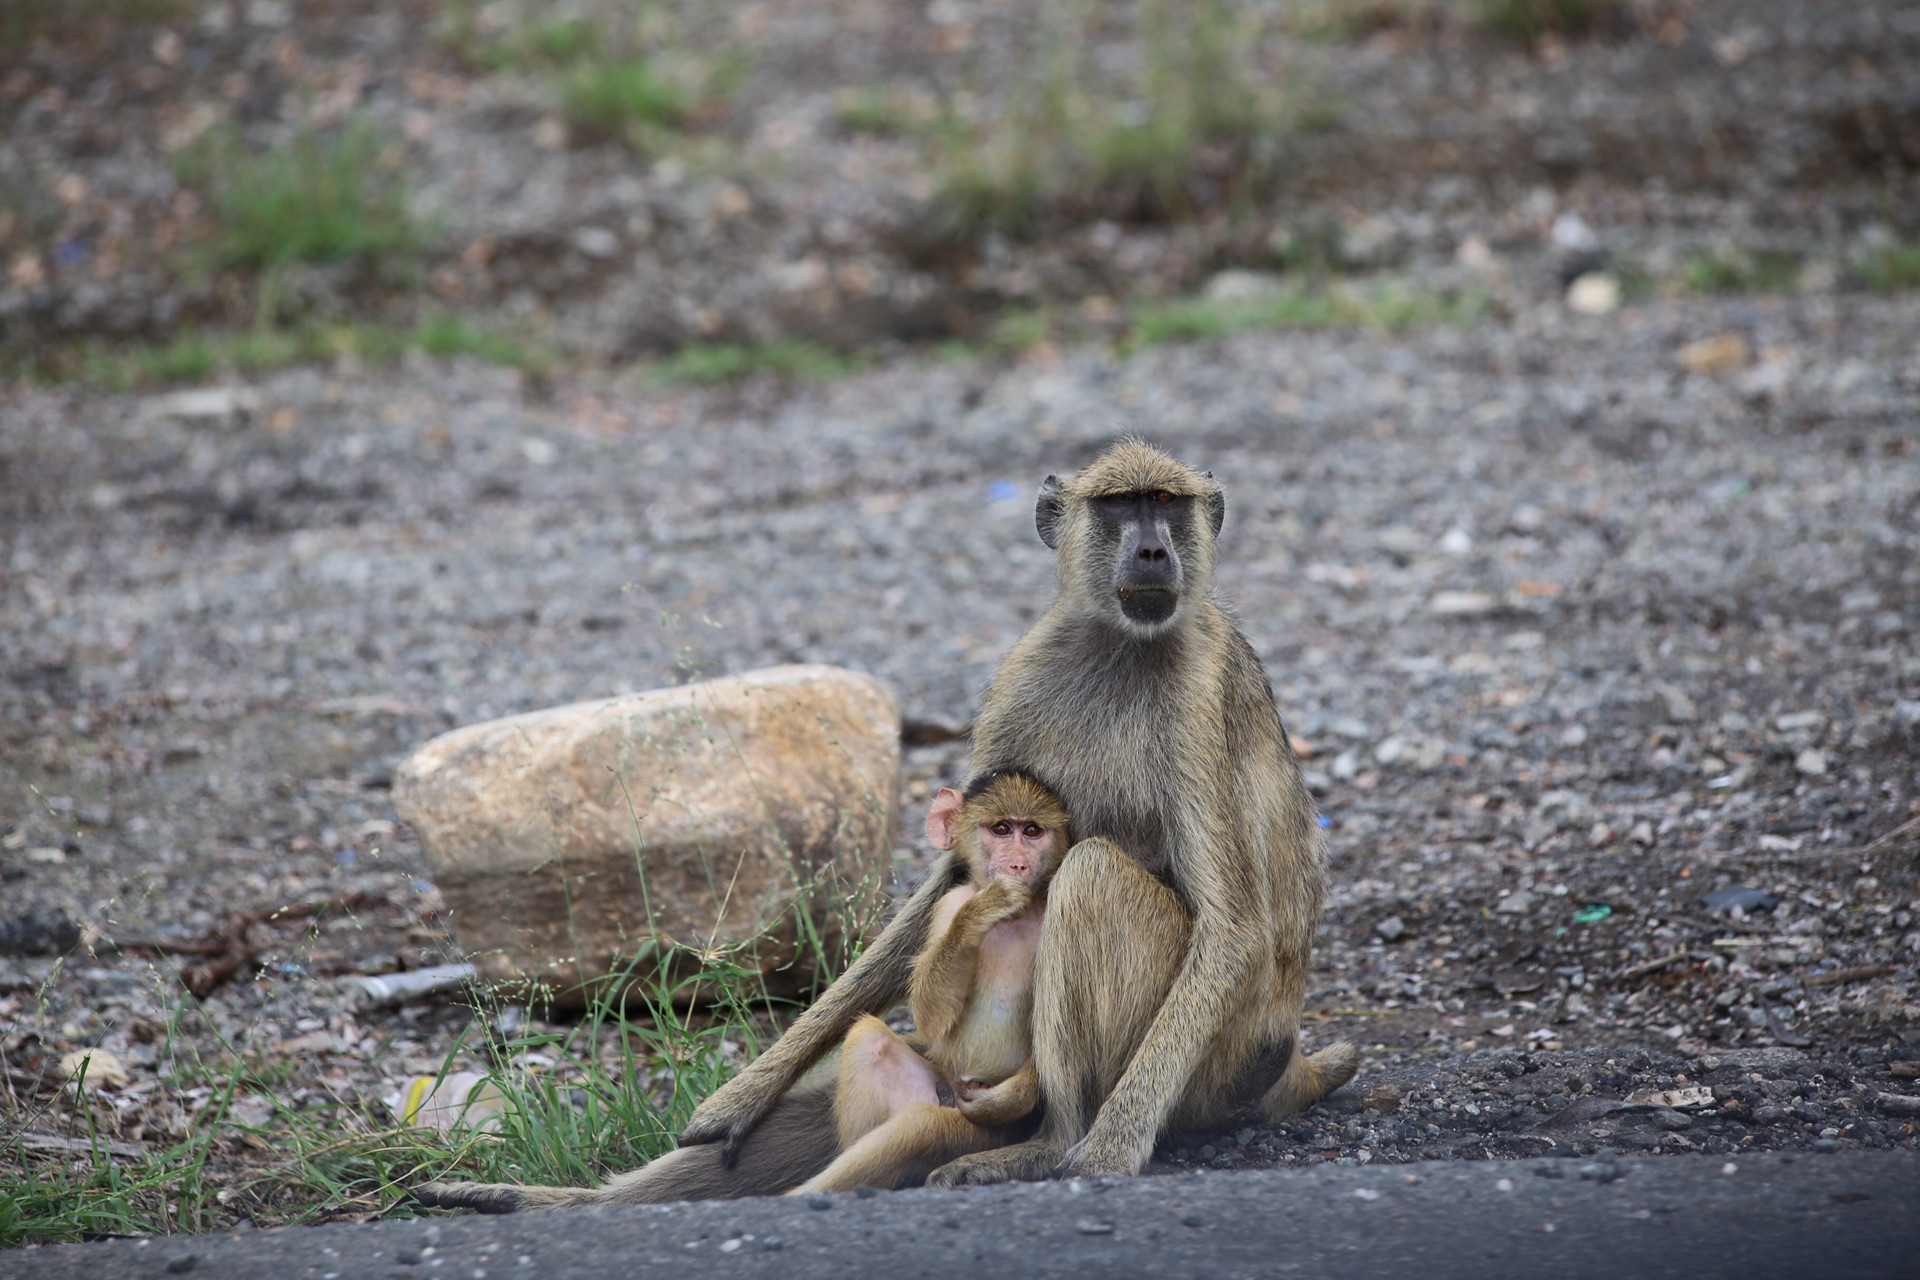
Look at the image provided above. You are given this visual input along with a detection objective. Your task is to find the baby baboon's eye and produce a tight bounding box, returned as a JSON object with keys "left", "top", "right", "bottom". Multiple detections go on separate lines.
{"left": 990, "top": 820, "right": 1013, "bottom": 837}
{"left": 1022, "top": 823, "right": 1043, "bottom": 839}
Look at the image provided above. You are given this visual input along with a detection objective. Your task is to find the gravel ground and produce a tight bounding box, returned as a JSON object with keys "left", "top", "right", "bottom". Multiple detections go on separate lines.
{"left": 3, "top": 0, "right": 1920, "bottom": 1235}
{"left": 3, "top": 283, "right": 1918, "bottom": 1215}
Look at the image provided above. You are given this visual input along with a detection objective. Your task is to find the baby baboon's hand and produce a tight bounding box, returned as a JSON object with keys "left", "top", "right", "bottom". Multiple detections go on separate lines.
{"left": 968, "top": 875, "right": 1032, "bottom": 924}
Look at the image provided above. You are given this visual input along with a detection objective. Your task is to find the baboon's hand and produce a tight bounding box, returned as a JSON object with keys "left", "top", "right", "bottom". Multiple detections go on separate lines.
{"left": 968, "top": 876, "right": 1032, "bottom": 924}
{"left": 678, "top": 1074, "right": 775, "bottom": 1165}
{"left": 1057, "top": 1125, "right": 1152, "bottom": 1180}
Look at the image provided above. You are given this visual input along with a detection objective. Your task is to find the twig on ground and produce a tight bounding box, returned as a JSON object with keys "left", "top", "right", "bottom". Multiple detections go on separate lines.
{"left": 107, "top": 892, "right": 381, "bottom": 997}
{"left": 1802, "top": 964, "right": 1897, "bottom": 989}
{"left": 1616, "top": 950, "right": 1698, "bottom": 982}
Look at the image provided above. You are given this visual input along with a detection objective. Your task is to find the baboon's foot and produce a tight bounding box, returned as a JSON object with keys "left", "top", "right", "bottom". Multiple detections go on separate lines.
{"left": 925, "top": 1139, "right": 1064, "bottom": 1188}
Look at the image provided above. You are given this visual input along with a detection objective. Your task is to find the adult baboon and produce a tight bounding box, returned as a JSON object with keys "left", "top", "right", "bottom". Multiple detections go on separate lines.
{"left": 684, "top": 438, "right": 1354, "bottom": 1187}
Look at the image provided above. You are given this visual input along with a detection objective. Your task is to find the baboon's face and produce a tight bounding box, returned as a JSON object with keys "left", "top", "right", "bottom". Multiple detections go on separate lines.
{"left": 1035, "top": 440, "right": 1226, "bottom": 637}
{"left": 970, "top": 809, "right": 1059, "bottom": 886}
{"left": 1090, "top": 488, "right": 1198, "bottom": 628}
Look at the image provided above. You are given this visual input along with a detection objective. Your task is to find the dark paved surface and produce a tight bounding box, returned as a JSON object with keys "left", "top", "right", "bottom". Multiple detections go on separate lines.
{"left": 4, "top": 1151, "right": 1915, "bottom": 1279}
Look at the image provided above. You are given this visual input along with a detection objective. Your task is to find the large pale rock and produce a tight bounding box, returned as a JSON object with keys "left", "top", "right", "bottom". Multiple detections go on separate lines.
{"left": 394, "top": 665, "right": 899, "bottom": 1004}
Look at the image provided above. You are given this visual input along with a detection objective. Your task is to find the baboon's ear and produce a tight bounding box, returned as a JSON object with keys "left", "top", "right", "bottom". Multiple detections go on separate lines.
{"left": 1203, "top": 474, "right": 1226, "bottom": 540}
{"left": 927, "top": 788, "right": 965, "bottom": 850}
{"left": 1035, "top": 475, "right": 1066, "bottom": 549}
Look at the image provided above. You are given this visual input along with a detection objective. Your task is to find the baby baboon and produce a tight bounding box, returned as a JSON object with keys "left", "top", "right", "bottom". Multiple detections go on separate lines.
{"left": 681, "top": 439, "right": 1355, "bottom": 1187}
{"left": 789, "top": 771, "right": 1065, "bottom": 1194}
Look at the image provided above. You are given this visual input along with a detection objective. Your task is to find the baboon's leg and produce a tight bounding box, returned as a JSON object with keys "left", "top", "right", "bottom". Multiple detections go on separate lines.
{"left": 790, "top": 1104, "right": 1000, "bottom": 1194}
{"left": 832, "top": 1015, "right": 943, "bottom": 1147}
{"left": 416, "top": 1077, "right": 841, "bottom": 1212}
{"left": 929, "top": 838, "right": 1188, "bottom": 1187}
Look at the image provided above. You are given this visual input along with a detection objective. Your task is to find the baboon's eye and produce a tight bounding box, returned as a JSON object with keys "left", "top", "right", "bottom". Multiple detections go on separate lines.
{"left": 1153, "top": 491, "right": 1175, "bottom": 503}
{"left": 1022, "top": 822, "right": 1043, "bottom": 839}
{"left": 990, "top": 820, "right": 1013, "bottom": 837}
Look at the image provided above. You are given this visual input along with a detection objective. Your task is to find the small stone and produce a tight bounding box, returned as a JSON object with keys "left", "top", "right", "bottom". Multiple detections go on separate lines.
{"left": 807, "top": 1195, "right": 833, "bottom": 1210}
{"left": 1375, "top": 916, "right": 1406, "bottom": 942}
{"left": 1551, "top": 212, "right": 1600, "bottom": 253}
{"left": 1627, "top": 821, "right": 1656, "bottom": 847}
{"left": 1875, "top": 1093, "right": 1920, "bottom": 1117}
{"left": 144, "top": 387, "right": 261, "bottom": 422}
{"left": 1181, "top": 1214, "right": 1205, "bottom": 1228}
{"left": 1074, "top": 1219, "right": 1115, "bottom": 1235}
{"left": 1677, "top": 332, "right": 1751, "bottom": 377}
{"left": 572, "top": 227, "right": 619, "bottom": 259}
{"left": 854, "top": 1185, "right": 877, "bottom": 1199}
{"left": 166, "top": 1256, "right": 198, "bottom": 1274}
{"left": 1812, "top": 1138, "right": 1840, "bottom": 1153}
{"left": 1495, "top": 891, "right": 1536, "bottom": 915}
{"left": 1362, "top": 1084, "right": 1402, "bottom": 1113}
{"left": 1203, "top": 270, "right": 1284, "bottom": 303}
{"left": 1565, "top": 272, "right": 1620, "bottom": 316}
{"left": 1793, "top": 748, "right": 1827, "bottom": 777}
{"left": 59, "top": 1048, "right": 130, "bottom": 1090}
{"left": 1430, "top": 591, "right": 1498, "bottom": 617}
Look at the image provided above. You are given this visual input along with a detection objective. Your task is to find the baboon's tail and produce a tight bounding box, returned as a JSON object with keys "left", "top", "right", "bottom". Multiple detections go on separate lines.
{"left": 1260, "top": 1040, "right": 1359, "bottom": 1120}
{"left": 412, "top": 1181, "right": 599, "bottom": 1214}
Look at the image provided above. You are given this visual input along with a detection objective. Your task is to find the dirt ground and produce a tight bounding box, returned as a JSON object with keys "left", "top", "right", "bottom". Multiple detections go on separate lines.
{"left": 3, "top": 0, "right": 1919, "bottom": 1230}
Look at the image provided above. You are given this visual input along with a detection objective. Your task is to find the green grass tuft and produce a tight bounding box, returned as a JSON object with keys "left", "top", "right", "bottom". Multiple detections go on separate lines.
{"left": 179, "top": 121, "right": 429, "bottom": 273}
{"left": 923, "top": 0, "right": 1307, "bottom": 244}
{"left": 1472, "top": 0, "right": 1628, "bottom": 42}
{"left": 1847, "top": 238, "right": 1920, "bottom": 294}
{"left": 1679, "top": 246, "right": 1803, "bottom": 295}
{"left": 1131, "top": 277, "right": 1486, "bottom": 347}
{"left": 559, "top": 58, "right": 691, "bottom": 142}
{"left": 12, "top": 315, "right": 549, "bottom": 390}
{"left": 649, "top": 341, "right": 860, "bottom": 384}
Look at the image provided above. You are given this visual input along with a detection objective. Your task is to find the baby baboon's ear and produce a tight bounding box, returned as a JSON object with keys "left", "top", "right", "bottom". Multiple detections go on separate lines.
{"left": 926, "top": 787, "right": 965, "bottom": 850}
{"left": 1035, "top": 475, "right": 1066, "bottom": 550}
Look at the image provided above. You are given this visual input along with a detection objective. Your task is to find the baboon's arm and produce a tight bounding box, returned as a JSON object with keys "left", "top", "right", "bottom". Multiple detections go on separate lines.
{"left": 909, "top": 878, "right": 1029, "bottom": 1045}
{"left": 679, "top": 851, "right": 966, "bottom": 1162}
